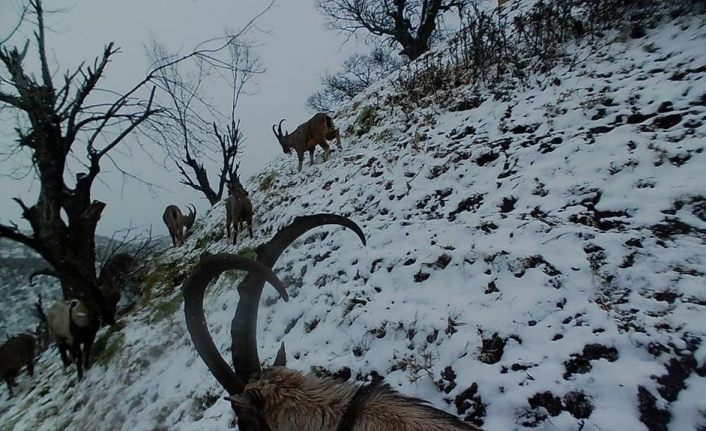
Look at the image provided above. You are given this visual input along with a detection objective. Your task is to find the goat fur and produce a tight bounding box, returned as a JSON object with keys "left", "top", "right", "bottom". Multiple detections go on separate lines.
{"left": 163, "top": 204, "right": 196, "bottom": 247}
{"left": 47, "top": 300, "right": 98, "bottom": 379}
{"left": 273, "top": 113, "right": 342, "bottom": 172}
{"left": 0, "top": 334, "right": 35, "bottom": 396}
{"left": 225, "top": 183, "right": 254, "bottom": 245}
{"left": 227, "top": 367, "right": 481, "bottom": 431}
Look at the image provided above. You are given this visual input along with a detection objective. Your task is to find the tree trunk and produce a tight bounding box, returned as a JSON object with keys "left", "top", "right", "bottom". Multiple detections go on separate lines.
{"left": 401, "top": 40, "right": 429, "bottom": 61}
{"left": 23, "top": 98, "right": 109, "bottom": 323}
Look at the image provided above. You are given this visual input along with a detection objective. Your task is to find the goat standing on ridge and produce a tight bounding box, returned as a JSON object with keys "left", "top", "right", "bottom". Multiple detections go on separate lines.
{"left": 183, "top": 214, "right": 481, "bottom": 430}
{"left": 163, "top": 204, "right": 196, "bottom": 247}
{"left": 225, "top": 180, "right": 254, "bottom": 245}
{"left": 273, "top": 113, "right": 342, "bottom": 172}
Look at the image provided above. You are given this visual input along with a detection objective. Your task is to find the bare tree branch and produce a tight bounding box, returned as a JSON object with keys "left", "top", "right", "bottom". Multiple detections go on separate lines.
{"left": 308, "top": 45, "right": 402, "bottom": 113}
{"left": 0, "top": 2, "right": 29, "bottom": 45}
{"left": 147, "top": 29, "right": 261, "bottom": 205}
{"left": 317, "top": 0, "right": 467, "bottom": 60}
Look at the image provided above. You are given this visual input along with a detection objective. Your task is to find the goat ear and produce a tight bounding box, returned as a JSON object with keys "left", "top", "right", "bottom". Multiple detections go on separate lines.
{"left": 273, "top": 342, "right": 286, "bottom": 367}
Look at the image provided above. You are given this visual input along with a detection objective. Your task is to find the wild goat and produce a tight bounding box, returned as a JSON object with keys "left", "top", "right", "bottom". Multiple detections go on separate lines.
{"left": 45, "top": 253, "right": 132, "bottom": 379}
{"left": 98, "top": 253, "right": 135, "bottom": 319}
{"left": 0, "top": 334, "right": 35, "bottom": 396}
{"left": 47, "top": 299, "right": 99, "bottom": 379}
{"left": 225, "top": 181, "right": 254, "bottom": 245}
{"left": 272, "top": 113, "right": 342, "bottom": 172}
{"left": 163, "top": 204, "right": 196, "bottom": 247}
{"left": 183, "top": 214, "right": 481, "bottom": 430}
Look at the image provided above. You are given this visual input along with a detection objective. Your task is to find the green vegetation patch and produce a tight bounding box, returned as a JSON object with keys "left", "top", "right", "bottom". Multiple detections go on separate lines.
{"left": 142, "top": 262, "right": 183, "bottom": 302}
{"left": 91, "top": 320, "right": 127, "bottom": 366}
{"left": 94, "top": 332, "right": 126, "bottom": 367}
{"left": 195, "top": 228, "right": 224, "bottom": 249}
{"left": 259, "top": 171, "right": 278, "bottom": 192}
{"left": 355, "top": 105, "right": 379, "bottom": 137}
{"left": 237, "top": 246, "right": 257, "bottom": 261}
{"left": 149, "top": 294, "right": 183, "bottom": 324}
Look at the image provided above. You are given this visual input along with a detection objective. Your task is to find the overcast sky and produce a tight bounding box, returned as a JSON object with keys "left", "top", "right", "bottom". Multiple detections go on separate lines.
{"left": 0, "top": 0, "right": 360, "bottom": 236}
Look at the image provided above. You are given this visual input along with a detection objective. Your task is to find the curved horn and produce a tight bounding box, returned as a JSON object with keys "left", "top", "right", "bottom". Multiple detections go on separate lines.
{"left": 232, "top": 213, "right": 366, "bottom": 382}
{"left": 272, "top": 120, "right": 285, "bottom": 138}
{"left": 29, "top": 268, "right": 60, "bottom": 285}
{"left": 257, "top": 214, "right": 366, "bottom": 266}
{"left": 183, "top": 253, "right": 288, "bottom": 395}
{"left": 273, "top": 342, "right": 286, "bottom": 367}
{"left": 184, "top": 204, "right": 197, "bottom": 230}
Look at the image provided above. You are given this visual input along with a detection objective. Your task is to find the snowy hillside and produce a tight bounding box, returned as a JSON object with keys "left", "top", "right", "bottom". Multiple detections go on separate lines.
{"left": 1, "top": 4, "right": 705, "bottom": 431}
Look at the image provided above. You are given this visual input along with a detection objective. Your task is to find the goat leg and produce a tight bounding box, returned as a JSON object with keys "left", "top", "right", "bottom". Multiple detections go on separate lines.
{"left": 334, "top": 129, "right": 342, "bottom": 148}
{"left": 72, "top": 343, "right": 84, "bottom": 379}
{"left": 58, "top": 343, "right": 71, "bottom": 367}
{"left": 4, "top": 377, "right": 14, "bottom": 397}
{"left": 83, "top": 339, "right": 95, "bottom": 370}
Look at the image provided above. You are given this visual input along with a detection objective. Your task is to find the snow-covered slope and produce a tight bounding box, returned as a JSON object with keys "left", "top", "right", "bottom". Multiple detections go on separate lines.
{"left": 1, "top": 7, "right": 705, "bottom": 431}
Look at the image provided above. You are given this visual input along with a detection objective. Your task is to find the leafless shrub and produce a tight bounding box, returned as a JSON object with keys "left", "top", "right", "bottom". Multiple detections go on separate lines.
{"left": 308, "top": 46, "right": 403, "bottom": 113}
{"left": 391, "top": 0, "right": 686, "bottom": 109}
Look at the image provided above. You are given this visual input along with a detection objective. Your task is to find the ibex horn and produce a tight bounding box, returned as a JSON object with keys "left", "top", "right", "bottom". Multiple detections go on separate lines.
{"left": 183, "top": 253, "right": 288, "bottom": 395}
{"left": 232, "top": 214, "right": 366, "bottom": 383}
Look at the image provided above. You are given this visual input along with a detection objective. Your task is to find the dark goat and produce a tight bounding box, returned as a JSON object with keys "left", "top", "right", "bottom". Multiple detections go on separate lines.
{"left": 0, "top": 334, "right": 35, "bottom": 396}
{"left": 225, "top": 181, "right": 254, "bottom": 245}
{"left": 98, "top": 252, "right": 136, "bottom": 319}
{"left": 273, "top": 113, "right": 342, "bottom": 172}
{"left": 183, "top": 214, "right": 481, "bottom": 430}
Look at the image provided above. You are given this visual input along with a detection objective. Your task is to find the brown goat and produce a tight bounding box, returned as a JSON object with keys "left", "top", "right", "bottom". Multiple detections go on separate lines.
{"left": 183, "top": 214, "right": 481, "bottom": 430}
{"left": 0, "top": 334, "right": 35, "bottom": 396}
{"left": 273, "top": 113, "right": 342, "bottom": 172}
{"left": 225, "top": 181, "right": 254, "bottom": 245}
{"left": 163, "top": 204, "right": 196, "bottom": 247}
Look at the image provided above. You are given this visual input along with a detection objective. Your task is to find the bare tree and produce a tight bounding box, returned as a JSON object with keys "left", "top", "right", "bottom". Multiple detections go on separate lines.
{"left": 148, "top": 32, "right": 264, "bottom": 206}
{"left": 0, "top": 0, "right": 256, "bottom": 324}
{"left": 0, "top": 0, "right": 162, "bottom": 323}
{"left": 317, "top": 0, "right": 467, "bottom": 61}
{"left": 307, "top": 45, "right": 402, "bottom": 113}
